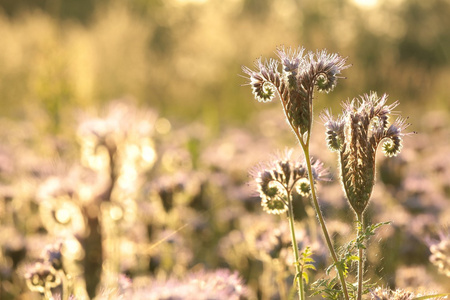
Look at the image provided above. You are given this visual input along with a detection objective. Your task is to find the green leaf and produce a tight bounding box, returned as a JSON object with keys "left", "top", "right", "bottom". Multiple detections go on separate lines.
{"left": 304, "top": 264, "right": 316, "bottom": 271}
{"left": 346, "top": 255, "right": 359, "bottom": 262}
{"left": 303, "top": 272, "right": 309, "bottom": 284}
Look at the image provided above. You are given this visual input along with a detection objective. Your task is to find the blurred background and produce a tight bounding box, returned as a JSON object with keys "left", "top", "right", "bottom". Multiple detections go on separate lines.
{"left": 1, "top": 0, "right": 449, "bottom": 127}
{"left": 0, "top": 0, "right": 449, "bottom": 299}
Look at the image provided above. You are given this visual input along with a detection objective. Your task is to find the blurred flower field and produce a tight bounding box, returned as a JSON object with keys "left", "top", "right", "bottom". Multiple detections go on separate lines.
{"left": 0, "top": 0, "right": 449, "bottom": 299}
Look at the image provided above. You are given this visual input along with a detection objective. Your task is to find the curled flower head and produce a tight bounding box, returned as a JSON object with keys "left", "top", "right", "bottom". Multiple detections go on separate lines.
{"left": 243, "top": 46, "right": 349, "bottom": 137}
{"left": 251, "top": 150, "right": 327, "bottom": 215}
{"left": 427, "top": 231, "right": 450, "bottom": 277}
{"left": 322, "top": 92, "right": 411, "bottom": 215}
{"left": 322, "top": 109, "right": 346, "bottom": 152}
{"left": 296, "top": 178, "right": 311, "bottom": 197}
{"left": 242, "top": 58, "right": 280, "bottom": 103}
{"left": 24, "top": 262, "right": 61, "bottom": 294}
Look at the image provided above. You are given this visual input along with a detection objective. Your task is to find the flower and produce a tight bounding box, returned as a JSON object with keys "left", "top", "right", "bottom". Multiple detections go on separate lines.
{"left": 427, "top": 231, "right": 450, "bottom": 277}
{"left": 24, "top": 262, "right": 61, "bottom": 294}
{"left": 322, "top": 92, "right": 411, "bottom": 215}
{"left": 251, "top": 150, "right": 327, "bottom": 215}
{"left": 243, "top": 46, "right": 349, "bottom": 137}
{"left": 129, "top": 269, "right": 251, "bottom": 300}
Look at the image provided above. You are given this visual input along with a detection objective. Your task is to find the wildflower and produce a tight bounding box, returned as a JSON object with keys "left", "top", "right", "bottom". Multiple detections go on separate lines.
{"left": 252, "top": 150, "right": 327, "bottom": 215}
{"left": 24, "top": 262, "right": 61, "bottom": 294}
{"left": 42, "top": 243, "right": 64, "bottom": 271}
{"left": 370, "top": 286, "right": 448, "bottom": 300}
{"left": 77, "top": 100, "right": 157, "bottom": 174}
{"left": 322, "top": 92, "right": 411, "bottom": 215}
{"left": 370, "top": 287, "right": 414, "bottom": 300}
{"left": 37, "top": 194, "right": 85, "bottom": 237}
{"left": 296, "top": 178, "right": 311, "bottom": 197}
{"left": 428, "top": 231, "right": 450, "bottom": 277}
{"left": 243, "top": 46, "right": 348, "bottom": 137}
{"left": 131, "top": 269, "right": 251, "bottom": 300}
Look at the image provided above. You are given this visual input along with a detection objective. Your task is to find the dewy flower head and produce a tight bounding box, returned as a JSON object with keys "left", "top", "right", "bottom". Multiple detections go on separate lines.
{"left": 243, "top": 46, "right": 349, "bottom": 137}
{"left": 251, "top": 150, "right": 327, "bottom": 215}
{"left": 322, "top": 92, "right": 411, "bottom": 215}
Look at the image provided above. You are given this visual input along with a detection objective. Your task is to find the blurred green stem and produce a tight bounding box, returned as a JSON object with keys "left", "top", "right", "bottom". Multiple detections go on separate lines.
{"left": 295, "top": 129, "right": 350, "bottom": 300}
{"left": 357, "top": 214, "right": 364, "bottom": 300}
{"left": 287, "top": 191, "right": 304, "bottom": 300}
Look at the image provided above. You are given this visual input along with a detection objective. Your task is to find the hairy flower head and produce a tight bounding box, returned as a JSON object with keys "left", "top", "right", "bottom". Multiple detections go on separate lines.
{"left": 322, "top": 92, "right": 411, "bottom": 215}
{"left": 251, "top": 150, "right": 327, "bottom": 215}
{"left": 243, "top": 46, "right": 349, "bottom": 137}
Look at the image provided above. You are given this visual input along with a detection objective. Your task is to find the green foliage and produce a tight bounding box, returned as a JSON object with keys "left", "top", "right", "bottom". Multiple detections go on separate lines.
{"left": 295, "top": 246, "right": 316, "bottom": 285}
{"left": 310, "top": 277, "right": 343, "bottom": 300}
{"left": 311, "top": 221, "right": 391, "bottom": 299}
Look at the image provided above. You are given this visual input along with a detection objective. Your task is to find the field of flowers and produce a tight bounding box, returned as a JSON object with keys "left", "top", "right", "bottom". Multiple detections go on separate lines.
{"left": 0, "top": 0, "right": 449, "bottom": 299}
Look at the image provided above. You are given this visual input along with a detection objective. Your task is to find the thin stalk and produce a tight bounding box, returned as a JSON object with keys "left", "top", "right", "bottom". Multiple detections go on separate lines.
{"left": 412, "top": 294, "right": 450, "bottom": 300}
{"left": 296, "top": 130, "right": 350, "bottom": 300}
{"left": 287, "top": 192, "right": 304, "bottom": 300}
{"left": 357, "top": 214, "right": 364, "bottom": 300}
{"left": 59, "top": 270, "right": 69, "bottom": 300}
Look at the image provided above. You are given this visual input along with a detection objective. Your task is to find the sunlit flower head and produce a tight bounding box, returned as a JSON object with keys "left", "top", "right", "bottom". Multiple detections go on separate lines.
{"left": 24, "top": 262, "right": 61, "bottom": 294}
{"left": 37, "top": 193, "right": 85, "bottom": 237}
{"left": 243, "top": 46, "right": 349, "bottom": 136}
{"left": 322, "top": 92, "right": 411, "bottom": 215}
{"left": 131, "top": 268, "right": 250, "bottom": 299}
{"left": 427, "top": 230, "right": 450, "bottom": 277}
{"left": 251, "top": 150, "right": 327, "bottom": 215}
{"left": 77, "top": 100, "right": 158, "bottom": 173}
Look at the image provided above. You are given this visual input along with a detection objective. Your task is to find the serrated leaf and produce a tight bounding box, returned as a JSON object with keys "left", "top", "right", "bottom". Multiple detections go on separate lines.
{"left": 347, "top": 255, "right": 359, "bottom": 262}
{"left": 303, "top": 272, "right": 309, "bottom": 284}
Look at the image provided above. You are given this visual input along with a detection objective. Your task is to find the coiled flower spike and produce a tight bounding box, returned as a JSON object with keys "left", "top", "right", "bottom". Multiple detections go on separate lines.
{"left": 322, "top": 92, "right": 411, "bottom": 215}
{"left": 252, "top": 150, "right": 327, "bottom": 215}
{"left": 243, "top": 47, "right": 349, "bottom": 139}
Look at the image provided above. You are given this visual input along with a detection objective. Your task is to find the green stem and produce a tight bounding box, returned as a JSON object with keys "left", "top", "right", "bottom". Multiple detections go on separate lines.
{"left": 357, "top": 214, "right": 364, "bottom": 300}
{"left": 287, "top": 192, "right": 304, "bottom": 300}
{"left": 298, "top": 135, "right": 350, "bottom": 300}
{"left": 412, "top": 294, "right": 450, "bottom": 300}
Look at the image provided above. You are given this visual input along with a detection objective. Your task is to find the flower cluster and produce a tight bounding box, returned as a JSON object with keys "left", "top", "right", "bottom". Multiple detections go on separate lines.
{"left": 242, "top": 47, "right": 349, "bottom": 137}
{"left": 129, "top": 269, "right": 250, "bottom": 300}
{"left": 24, "top": 243, "right": 65, "bottom": 297}
{"left": 370, "top": 287, "right": 448, "bottom": 300}
{"left": 322, "top": 92, "right": 410, "bottom": 215}
{"left": 428, "top": 232, "right": 450, "bottom": 277}
{"left": 252, "top": 150, "right": 326, "bottom": 215}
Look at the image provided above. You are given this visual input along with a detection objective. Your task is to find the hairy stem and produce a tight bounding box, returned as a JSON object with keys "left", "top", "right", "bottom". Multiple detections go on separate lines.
{"left": 412, "top": 294, "right": 450, "bottom": 300}
{"left": 297, "top": 130, "right": 350, "bottom": 300}
{"left": 357, "top": 213, "right": 364, "bottom": 300}
{"left": 287, "top": 192, "right": 304, "bottom": 300}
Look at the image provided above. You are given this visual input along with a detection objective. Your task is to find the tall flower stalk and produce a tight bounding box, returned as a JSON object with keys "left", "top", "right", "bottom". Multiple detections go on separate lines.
{"left": 243, "top": 46, "right": 350, "bottom": 299}
{"left": 253, "top": 151, "right": 324, "bottom": 299}
{"left": 322, "top": 92, "right": 410, "bottom": 300}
